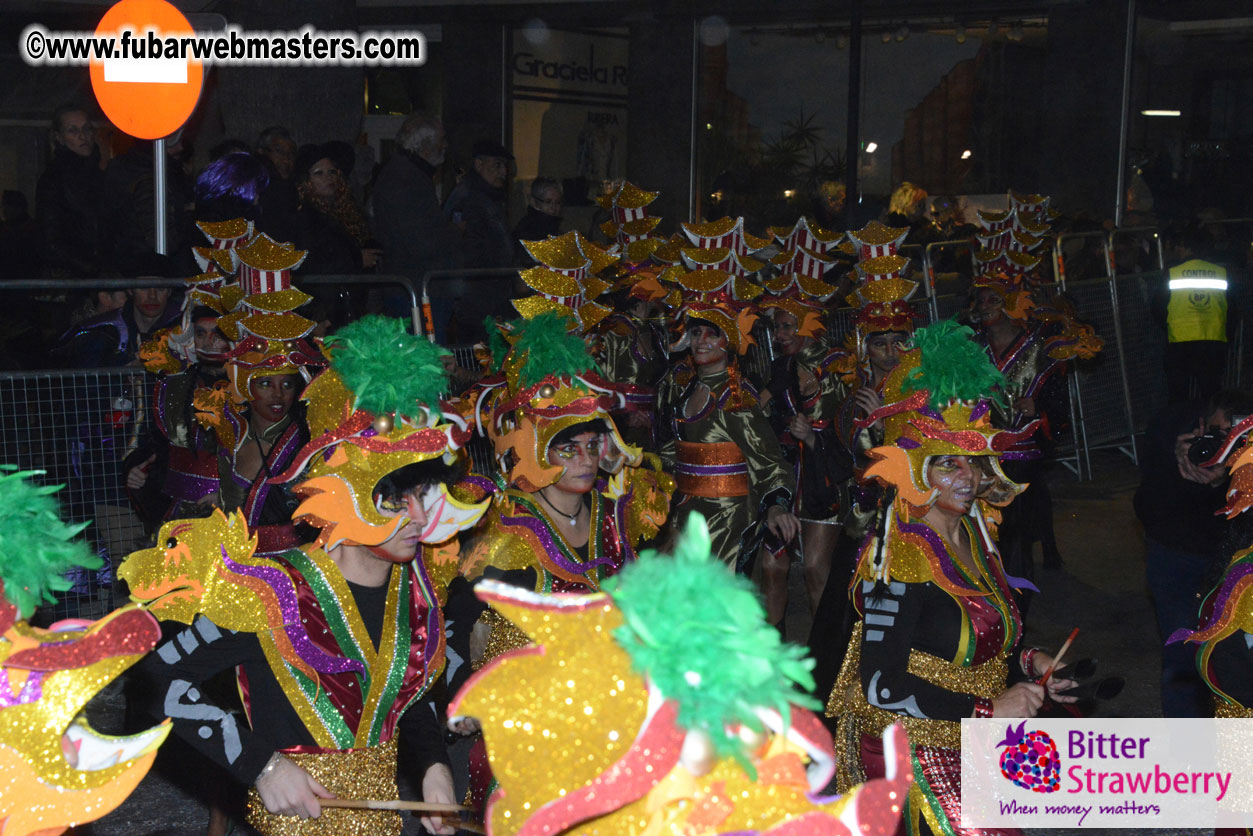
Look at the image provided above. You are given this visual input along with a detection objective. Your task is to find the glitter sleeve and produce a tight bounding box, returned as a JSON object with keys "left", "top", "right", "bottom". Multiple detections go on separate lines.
{"left": 137, "top": 616, "right": 278, "bottom": 785}
{"left": 855, "top": 579, "right": 978, "bottom": 722}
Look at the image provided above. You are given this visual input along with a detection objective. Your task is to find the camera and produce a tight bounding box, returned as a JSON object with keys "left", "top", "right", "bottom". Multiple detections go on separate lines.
{"left": 1187, "top": 416, "right": 1249, "bottom": 465}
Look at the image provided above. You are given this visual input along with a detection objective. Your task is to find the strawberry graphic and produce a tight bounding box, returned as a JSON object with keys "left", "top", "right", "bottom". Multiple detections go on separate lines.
{"left": 997, "top": 721, "right": 1060, "bottom": 793}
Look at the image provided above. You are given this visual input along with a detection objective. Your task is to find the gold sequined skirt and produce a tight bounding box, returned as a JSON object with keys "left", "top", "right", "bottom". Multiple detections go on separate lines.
{"left": 246, "top": 737, "right": 401, "bottom": 836}
{"left": 1214, "top": 697, "right": 1253, "bottom": 718}
{"left": 827, "top": 622, "right": 1008, "bottom": 791}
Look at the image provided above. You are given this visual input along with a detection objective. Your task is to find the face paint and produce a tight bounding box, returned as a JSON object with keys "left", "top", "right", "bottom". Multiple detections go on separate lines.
{"left": 689, "top": 323, "right": 729, "bottom": 369}
{"left": 546, "top": 432, "right": 603, "bottom": 495}
{"left": 926, "top": 455, "right": 977, "bottom": 515}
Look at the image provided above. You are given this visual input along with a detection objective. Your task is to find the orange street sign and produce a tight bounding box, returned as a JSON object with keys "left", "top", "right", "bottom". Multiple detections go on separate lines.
{"left": 89, "top": 0, "right": 203, "bottom": 139}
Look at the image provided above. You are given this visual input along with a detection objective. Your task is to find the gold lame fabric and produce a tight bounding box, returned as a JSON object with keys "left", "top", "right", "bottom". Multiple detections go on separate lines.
{"left": 246, "top": 738, "right": 402, "bottom": 836}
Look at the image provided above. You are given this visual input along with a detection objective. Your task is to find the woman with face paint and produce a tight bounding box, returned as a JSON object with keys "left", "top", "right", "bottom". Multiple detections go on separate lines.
{"left": 127, "top": 317, "right": 489, "bottom": 836}
{"left": 824, "top": 321, "right": 1076, "bottom": 836}
{"left": 660, "top": 285, "right": 798, "bottom": 620}
{"left": 450, "top": 312, "right": 674, "bottom": 812}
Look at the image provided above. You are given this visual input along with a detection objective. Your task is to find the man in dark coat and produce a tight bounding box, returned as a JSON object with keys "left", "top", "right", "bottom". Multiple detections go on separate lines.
{"left": 35, "top": 106, "right": 110, "bottom": 279}
{"left": 370, "top": 113, "right": 461, "bottom": 335}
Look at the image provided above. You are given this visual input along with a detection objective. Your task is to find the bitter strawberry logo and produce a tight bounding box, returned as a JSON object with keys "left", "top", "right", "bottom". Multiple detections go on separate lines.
{"left": 997, "top": 721, "right": 1061, "bottom": 792}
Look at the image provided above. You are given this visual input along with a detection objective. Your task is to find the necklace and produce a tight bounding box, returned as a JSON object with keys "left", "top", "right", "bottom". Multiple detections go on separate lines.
{"left": 537, "top": 488, "right": 582, "bottom": 527}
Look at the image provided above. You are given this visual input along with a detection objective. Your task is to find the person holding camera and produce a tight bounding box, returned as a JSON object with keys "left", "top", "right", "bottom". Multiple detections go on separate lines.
{"left": 1135, "top": 388, "right": 1253, "bottom": 716}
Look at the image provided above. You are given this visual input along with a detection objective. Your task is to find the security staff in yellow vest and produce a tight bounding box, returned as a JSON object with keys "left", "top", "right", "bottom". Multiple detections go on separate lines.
{"left": 1159, "top": 225, "right": 1234, "bottom": 403}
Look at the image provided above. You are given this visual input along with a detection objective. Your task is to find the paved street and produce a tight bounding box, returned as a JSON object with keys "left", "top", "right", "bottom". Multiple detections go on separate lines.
{"left": 83, "top": 452, "right": 1210, "bottom": 836}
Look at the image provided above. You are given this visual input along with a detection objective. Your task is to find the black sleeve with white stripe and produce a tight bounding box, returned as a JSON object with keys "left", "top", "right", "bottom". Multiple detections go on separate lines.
{"left": 856, "top": 579, "right": 978, "bottom": 722}
{"left": 136, "top": 615, "right": 278, "bottom": 786}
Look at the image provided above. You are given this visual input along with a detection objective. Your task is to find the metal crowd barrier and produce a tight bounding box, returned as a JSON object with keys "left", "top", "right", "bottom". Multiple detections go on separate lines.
{"left": 0, "top": 366, "right": 156, "bottom": 620}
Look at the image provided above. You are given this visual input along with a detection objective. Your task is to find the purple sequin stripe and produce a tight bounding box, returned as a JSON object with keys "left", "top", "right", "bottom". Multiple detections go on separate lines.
{"left": 898, "top": 516, "right": 972, "bottom": 591}
{"left": 219, "top": 547, "right": 364, "bottom": 675}
{"left": 969, "top": 401, "right": 991, "bottom": 422}
{"left": 897, "top": 437, "right": 921, "bottom": 449}
{"left": 0, "top": 670, "right": 43, "bottom": 707}
{"left": 246, "top": 429, "right": 304, "bottom": 527}
{"left": 503, "top": 512, "right": 617, "bottom": 574}
{"left": 165, "top": 470, "right": 218, "bottom": 501}
{"left": 1171, "top": 560, "right": 1253, "bottom": 644}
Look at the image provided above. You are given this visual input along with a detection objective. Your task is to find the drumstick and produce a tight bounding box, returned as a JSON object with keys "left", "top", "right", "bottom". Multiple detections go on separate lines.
{"left": 318, "top": 798, "right": 472, "bottom": 814}
{"left": 1038, "top": 627, "right": 1079, "bottom": 688}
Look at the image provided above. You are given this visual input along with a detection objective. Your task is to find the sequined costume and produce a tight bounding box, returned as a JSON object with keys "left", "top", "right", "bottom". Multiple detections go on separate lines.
{"left": 1169, "top": 415, "right": 1253, "bottom": 718}
{"left": 659, "top": 217, "right": 795, "bottom": 571}
{"left": 446, "top": 513, "right": 913, "bottom": 836}
{"left": 665, "top": 366, "right": 795, "bottom": 570}
{"left": 122, "top": 317, "right": 487, "bottom": 836}
{"left": 0, "top": 469, "right": 169, "bottom": 836}
{"left": 452, "top": 312, "right": 674, "bottom": 811}
{"left": 825, "top": 321, "right": 1037, "bottom": 836}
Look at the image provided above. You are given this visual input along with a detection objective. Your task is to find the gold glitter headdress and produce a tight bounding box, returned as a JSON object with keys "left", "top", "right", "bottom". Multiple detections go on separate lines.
{"left": 447, "top": 513, "right": 913, "bottom": 836}
{"left": 515, "top": 231, "right": 618, "bottom": 334}
{"left": 845, "top": 221, "right": 920, "bottom": 358}
{"left": 217, "top": 233, "right": 324, "bottom": 404}
{"left": 668, "top": 216, "right": 769, "bottom": 355}
{"left": 470, "top": 312, "right": 642, "bottom": 492}
{"left": 596, "top": 180, "right": 665, "bottom": 264}
{"left": 271, "top": 316, "right": 487, "bottom": 551}
{"left": 139, "top": 268, "right": 246, "bottom": 374}
{"left": 192, "top": 217, "right": 253, "bottom": 275}
{"left": 0, "top": 468, "right": 169, "bottom": 836}
{"left": 761, "top": 218, "right": 844, "bottom": 337}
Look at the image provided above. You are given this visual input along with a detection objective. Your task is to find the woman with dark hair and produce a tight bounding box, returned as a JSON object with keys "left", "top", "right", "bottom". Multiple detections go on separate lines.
{"left": 451, "top": 313, "right": 673, "bottom": 811}
{"left": 292, "top": 142, "right": 378, "bottom": 325}
{"left": 826, "top": 321, "right": 1076, "bottom": 836}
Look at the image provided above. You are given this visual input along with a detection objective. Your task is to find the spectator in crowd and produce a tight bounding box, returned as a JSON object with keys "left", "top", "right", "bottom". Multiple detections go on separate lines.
{"left": 56, "top": 252, "right": 181, "bottom": 368}
{"left": 36, "top": 105, "right": 110, "bottom": 278}
{"left": 104, "top": 132, "right": 196, "bottom": 267}
{"left": 0, "top": 190, "right": 41, "bottom": 280}
{"left": 1135, "top": 388, "right": 1253, "bottom": 716}
{"left": 512, "top": 177, "right": 563, "bottom": 261}
{"left": 370, "top": 112, "right": 460, "bottom": 331}
{"left": 442, "top": 139, "right": 515, "bottom": 341}
{"left": 253, "top": 126, "right": 300, "bottom": 240}
{"left": 293, "top": 141, "right": 378, "bottom": 326}
{"left": 882, "top": 180, "right": 939, "bottom": 245}
{"left": 1154, "top": 222, "right": 1238, "bottom": 404}
{"left": 445, "top": 139, "right": 514, "bottom": 270}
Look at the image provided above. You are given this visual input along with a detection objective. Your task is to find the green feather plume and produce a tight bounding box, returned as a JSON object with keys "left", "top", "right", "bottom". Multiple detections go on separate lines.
{"left": 0, "top": 466, "right": 100, "bottom": 619}
{"left": 324, "top": 316, "right": 451, "bottom": 422}
{"left": 606, "top": 513, "right": 819, "bottom": 774}
{"left": 484, "top": 316, "right": 510, "bottom": 369}
{"left": 902, "top": 319, "right": 1007, "bottom": 410}
{"left": 509, "top": 312, "right": 597, "bottom": 389}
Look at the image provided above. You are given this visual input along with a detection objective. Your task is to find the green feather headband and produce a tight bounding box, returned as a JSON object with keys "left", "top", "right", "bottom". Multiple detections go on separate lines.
{"left": 507, "top": 312, "right": 597, "bottom": 389}
{"left": 0, "top": 466, "right": 100, "bottom": 619}
{"left": 324, "top": 316, "right": 451, "bottom": 423}
{"left": 606, "top": 513, "right": 819, "bottom": 774}
{"left": 902, "top": 319, "right": 1007, "bottom": 410}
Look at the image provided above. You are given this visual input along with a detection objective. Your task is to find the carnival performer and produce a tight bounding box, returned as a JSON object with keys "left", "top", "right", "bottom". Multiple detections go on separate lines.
{"left": 194, "top": 232, "right": 326, "bottom": 556}
{"left": 807, "top": 220, "right": 919, "bottom": 695}
{"left": 456, "top": 310, "right": 673, "bottom": 631}
{"left": 825, "top": 320, "right": 1076, "bottom": 836}
{"left": 121, "top": 316, "right": 488, "bottom": 836}
{"left": 967, "top": 192, "right": 1102, "bottom": 598}
{"left": 759, "top": 217, "right": 850, "bottom": 620}
{"left": 126, "top": 223, "right": 246, "bottom": 529}
{"left": 660, "top": 240, "right": 799, "bottom": 615}
{"left": 451, "top": 310, "right": 673, "bottom": 811}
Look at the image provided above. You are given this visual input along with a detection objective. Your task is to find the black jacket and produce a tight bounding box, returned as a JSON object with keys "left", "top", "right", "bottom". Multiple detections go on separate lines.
{"left": 370, "top": 150, "right": 461, "bottom": 295}
{"left": 443, "top": 170, "right": 512, "bottom": 270}
{"left": 35, "top": 146, "right": 110, "bottom": 278}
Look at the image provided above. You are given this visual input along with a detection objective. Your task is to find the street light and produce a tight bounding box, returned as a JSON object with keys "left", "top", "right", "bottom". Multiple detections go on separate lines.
{"left": 865, "top": 141, "right": 878, "bottom": 153}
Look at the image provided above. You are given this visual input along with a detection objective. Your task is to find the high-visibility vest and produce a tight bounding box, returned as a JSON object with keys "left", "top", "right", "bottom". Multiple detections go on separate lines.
{"left": 1167, "top": 258, "right": 1228, "bottom": 343}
